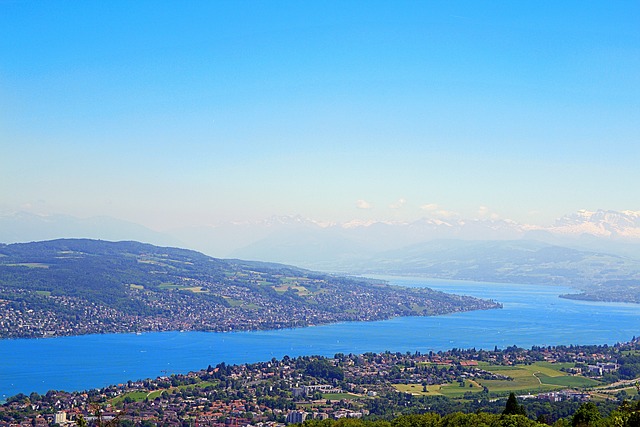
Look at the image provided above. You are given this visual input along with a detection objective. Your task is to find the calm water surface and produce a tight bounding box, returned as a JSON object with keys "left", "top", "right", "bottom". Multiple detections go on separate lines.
{"left": 2, "top": 278, "right": 639, "bottom": 401}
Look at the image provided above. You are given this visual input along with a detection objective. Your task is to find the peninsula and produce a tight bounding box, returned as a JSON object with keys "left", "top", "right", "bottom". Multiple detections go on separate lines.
{"left": 0, "top": 239, "right": 501, "bottom": 339}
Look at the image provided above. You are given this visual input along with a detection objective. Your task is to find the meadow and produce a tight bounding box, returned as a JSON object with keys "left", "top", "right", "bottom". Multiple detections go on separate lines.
{"left": 394, "top": 362, "right": 601, "bottom": 398}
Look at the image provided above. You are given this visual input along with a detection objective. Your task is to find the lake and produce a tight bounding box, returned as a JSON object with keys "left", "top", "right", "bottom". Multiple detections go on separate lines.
{"left": 2, "top": 277, "right": 640, "bottom": 401}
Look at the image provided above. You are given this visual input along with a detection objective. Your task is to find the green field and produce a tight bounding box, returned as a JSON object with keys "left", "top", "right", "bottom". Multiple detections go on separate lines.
{"left": 223, "top": 297, "right": 243, "bottom": 307}
{"left": 534, "top": 373, "right": 599, "bottom": 387}
{"left": 322, "top": 393, "right": 361, "bottom": 400}
{"left": 519, "top": 363, "right": 569, "bottom": 377}
{"left": 532, "top": 361, "right": 576, "bottom": 371}
{"left": 397, "top": 362, "right": 600, "bottom": 397}
{"left": 113, "top": 380, "right": 219, "bottom": 404}
{"left": 273, "top": 285, "right": 311, "bottom": 295}
{"left": 179, "top": 286, "right": 207, "bottom": 293}
{"left": 156, "top": 283, "right": 207, "bottom": 293}
{"left": 222, "top": 297, "right": 259, "bottom": 310}
{"left": 111, "top": 391, "right": 149, "bottom": 405}
{"left": 396, "top": 380, "right": 484, "bottom": 397}
{"left": 146, "top": 390, "right": 164, "bottom": 400}
{"left": 394, "top": 383, "right": 428, "bottom": 395}
{"left": 157, "top": 282, "right": 181, "bottom": 289}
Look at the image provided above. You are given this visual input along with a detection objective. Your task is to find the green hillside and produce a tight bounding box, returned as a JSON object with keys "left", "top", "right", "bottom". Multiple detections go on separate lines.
{"left": 0, "top": 239, "right": 501, "bottom": 338}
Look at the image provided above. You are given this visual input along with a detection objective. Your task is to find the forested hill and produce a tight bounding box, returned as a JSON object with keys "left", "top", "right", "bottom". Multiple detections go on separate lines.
{"left": 0, "top": 239, "right": 500, "bottom": 338}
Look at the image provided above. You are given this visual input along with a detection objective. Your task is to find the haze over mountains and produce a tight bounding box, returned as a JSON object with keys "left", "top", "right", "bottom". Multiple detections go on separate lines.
{"left": 2, "top": 209, "right": 640, "bottom": 299}
{"left": 0, "top": 211, "right": 182, "bottom": 248}
{"left": 224, "top": 210, "right": 640, "bottom": 268}
{"left": 2, "top": 209, "right": 639, "bottom": 263}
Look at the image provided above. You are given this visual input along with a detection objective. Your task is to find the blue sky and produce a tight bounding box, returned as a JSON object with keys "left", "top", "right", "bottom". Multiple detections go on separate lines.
{"left": 1, "top": 1, "right": 639, "bottom": 230}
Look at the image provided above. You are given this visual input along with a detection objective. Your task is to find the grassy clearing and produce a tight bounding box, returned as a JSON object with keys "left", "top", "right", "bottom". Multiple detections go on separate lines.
{"left": 193, "top": 380, "right": 217, "bottom": 389}
{"left": 35, "top": 290, "right": 51, "bottom": 296}
{"left": 122, "top": 380, "right": 219, "bottom": 403}
{"left": 535, "top": 373, "right": 600, "bottom": 387}
{"left": 476, "top": 362, "right": 597, "bottom": 393}
{"left": 596, "top": 382, "right": 640, "bottom": 396}
{"left": 520, "top": 364, "right": 566, "bottom": 377}
{"left": 147, "top": 390, "right": 163, "bottom": 400}
{"left": 272, "top": 285, "right": 311, "bottom": 295}
{"left": 223, "top": 297, "right": 243, "bottom": 307}
{"left": 179, "top": 286, "right": 208, "bottom": 293}
{"left": 534, "top": 361, "right": 576, "bottom": 371}
{"left": 128, "top": 284, "right": 144, "bottom": 290}
{"left": 157, "top": 282, "right": 180, "bottom": 289}
{"left": 138, "top": 259, "right": 173, "bottom": 268}
{"left": 322, "top": 393, "right": 361, "bottom": 400}
{"left": 6, "top": 263, "right": 49, "bottom": 268}
{"left": 409, "top": 303, "right": 431, "bottom": 314}
{"left": 221, "top": 298, "right": 258, "bottom": 309}
{"left": 396, "top": 380, "right": 484, "bottom": 397}
{"left": 395, "top": 362, "right": 592, "bottom": 397}
{"left": 480, "top": 366, "right": 550, "bottom": 392}
{"left": 281, "top": 277, "right": 313, "bottom": 285}
{"left": 111, "top": 391, "right": 148, "bottom": 405}
{"left": 156, "top": 283, "right": 207, "bottom": 292}
{"left": 436, "top": 382, "right": 484, "bottom": 398}
{"left": 394, "top": 383, "right": 428, "bottom": 395}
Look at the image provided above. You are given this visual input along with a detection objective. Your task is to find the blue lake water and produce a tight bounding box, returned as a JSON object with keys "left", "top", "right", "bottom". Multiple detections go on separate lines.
{"left": 1, "top": 277, "right": 640, "bottom": 401}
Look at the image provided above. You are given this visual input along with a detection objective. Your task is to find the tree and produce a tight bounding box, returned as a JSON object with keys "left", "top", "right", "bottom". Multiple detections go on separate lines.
{"left": 76, "top": 403, "right": 123, "bottom": 427}
{"left": 392, "top": 413, "right": 440, "bottom": 427}
{"left": 571, "top": 402, "right": 600, "bottom": 427}
{"left": 503, "top": 393, "right": 527, "bottom": 416}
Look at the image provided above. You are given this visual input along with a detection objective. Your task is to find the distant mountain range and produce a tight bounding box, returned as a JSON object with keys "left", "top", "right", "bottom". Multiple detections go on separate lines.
{"left": 550, "top": 209, "right": 640, "bottom": 239}
{"left": 179, "top": 210, "right": 640, "bottom": 266}
{"left": 3, "top": 209, "right": 639, "bottom": 261}
{"left": 347, "top": 238, "right": 640, "bottom": 286}
{"left": 2, "top": 210, "right": 640, "bottom": 304}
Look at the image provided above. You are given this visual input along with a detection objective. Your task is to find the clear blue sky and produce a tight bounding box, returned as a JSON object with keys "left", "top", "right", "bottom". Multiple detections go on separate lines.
{"left": 1, "top": 1, "right": 638, "bottom": 229}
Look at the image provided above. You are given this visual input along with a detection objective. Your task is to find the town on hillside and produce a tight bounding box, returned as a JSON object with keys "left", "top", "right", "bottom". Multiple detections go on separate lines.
{"left": 2, "top": 338, "right": 640, "bottom": 427}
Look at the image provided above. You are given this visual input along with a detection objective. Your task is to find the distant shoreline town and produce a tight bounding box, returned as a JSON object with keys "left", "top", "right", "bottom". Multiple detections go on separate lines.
{"left": 0, "top": 240, "right": 501, "bottom": 339}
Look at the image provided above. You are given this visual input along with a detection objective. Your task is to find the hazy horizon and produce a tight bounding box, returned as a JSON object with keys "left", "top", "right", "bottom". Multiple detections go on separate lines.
{"left": 2, "top": 1, "right": 639, "bottom": 232}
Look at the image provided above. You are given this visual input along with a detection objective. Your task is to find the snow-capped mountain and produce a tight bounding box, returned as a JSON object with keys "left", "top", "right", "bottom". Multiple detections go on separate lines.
{"left": 3, "top": 209, "right": 640, "bottom": 266}
{"left": 223, "top": 211, "right": 640, "bottom": 267}
{"left": 3, "top": 209, "right": 639, "bottom": 298}
{"left": 550, "top": 210, "right": 640, "bottom": 239}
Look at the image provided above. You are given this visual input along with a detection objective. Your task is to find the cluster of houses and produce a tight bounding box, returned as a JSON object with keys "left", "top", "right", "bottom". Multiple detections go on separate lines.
{"left": 586, "top": 362, "right": 619, "bottom": 377}
{"left": 291, "top": 385, "right": 341, "bottom": 399}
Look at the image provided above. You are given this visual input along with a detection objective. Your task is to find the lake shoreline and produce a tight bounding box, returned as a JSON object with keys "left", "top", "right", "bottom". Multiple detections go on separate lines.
{"left": 2, "top": 279, "right": 639, "bottom": 401}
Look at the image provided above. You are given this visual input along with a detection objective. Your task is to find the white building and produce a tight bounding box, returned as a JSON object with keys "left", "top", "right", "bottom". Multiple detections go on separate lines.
{"left": 286, "top": 411, "right": 307, "bottom": 424}
{"left": 54, "top": 412, "right": 67, "bottom": 425}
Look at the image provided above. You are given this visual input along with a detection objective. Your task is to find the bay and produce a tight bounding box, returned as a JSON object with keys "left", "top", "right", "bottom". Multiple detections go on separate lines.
{"left": 2, "top": 278, "right": 640, "bottom": 402}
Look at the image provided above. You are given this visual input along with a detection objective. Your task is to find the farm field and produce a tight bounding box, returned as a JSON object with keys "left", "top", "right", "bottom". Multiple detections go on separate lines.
{"left": 394, "top": 362, "right": 600, "bottom": 397}
{"left": 395, "top": 381, "right": 484, "bottom": 398}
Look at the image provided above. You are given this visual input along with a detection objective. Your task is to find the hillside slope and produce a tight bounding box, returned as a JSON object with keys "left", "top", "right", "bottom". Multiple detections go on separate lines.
{"left": 0, "top": 239, "right": 500, "bottom": 338}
